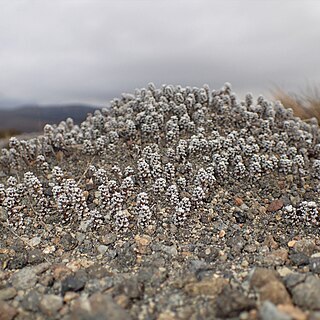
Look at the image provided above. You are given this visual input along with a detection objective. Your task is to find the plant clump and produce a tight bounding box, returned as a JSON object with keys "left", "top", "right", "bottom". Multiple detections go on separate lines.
{"left": 1, "top": 83, "right": 320, "bottom": 236}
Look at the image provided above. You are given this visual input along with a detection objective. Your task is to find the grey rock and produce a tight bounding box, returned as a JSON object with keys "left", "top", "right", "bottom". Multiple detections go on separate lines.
{"left": 61, "top": 273, "right": 86, "bottom": 295}
{"left": 291, "top": 275, "right": 320, "bottom": 310}
{"left": 0, "top": 287, "right": 16, "bottom": 301}
{"left": 122, "top": 276, "right": 142, "bottom": 299}
{"left": 21, "top": 290, "right": 41, "bottom": 312}
{"left": 259, "top": 301, "right": 291, "bottom": 320}
{"left": 60, "top": 233, "right": 78, "bottom": 251}
{"left": 310, "top": 257, "right": 320, "bottom": 274}
{"left": 289, "top": 252, "right": 309, "bottom": 266}
{"left": 97, "top": 245, "right": 108, "bottom": 255}
{"left": 27, "top": 249, "right": 45, "bottom": 265}
{"left": 39, "top": 294, "right": 63, "bottom": 316}
{"left": 11, "top": 267, "right": 37, "bottom": 290}
{"left": 283, "top": 272, "right": 308, "bottom": 292}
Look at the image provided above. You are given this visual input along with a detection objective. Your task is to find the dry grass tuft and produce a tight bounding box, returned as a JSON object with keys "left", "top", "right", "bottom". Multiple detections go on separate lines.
{"left": 272, "top": 86, "right": 320, "bottom": 121}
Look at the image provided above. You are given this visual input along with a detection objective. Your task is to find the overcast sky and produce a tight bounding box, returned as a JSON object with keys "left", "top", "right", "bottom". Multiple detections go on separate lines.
{"left": 0, "top": 0, "right": 319, "bottom": 108}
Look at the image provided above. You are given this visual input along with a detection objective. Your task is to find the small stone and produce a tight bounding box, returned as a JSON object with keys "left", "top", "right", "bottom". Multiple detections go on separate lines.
{"left": 184, "top": 276, "right": 228, "bottom": 297}
{"left": 264, "top": 235, "right": 279, "bottom": 250}
{"left": 101, "top": 233, "right": 117, "bottom": 245}
{"left": 294, "top": 239, "right": 315, "bottom": 256}
{"left": 277, "top": 267, "right": 293, "bottom": 277}
{"left": 250, "top": 268, "right": 280, "bottom": 289}
{"left": 0, "top": 288, "right": 16, "bottom": 301}
{"left": 259, "top": 301, "right": 291, "bottom": 320}
{"left": 277, "top": 304, "right": 307, "bottom": 320}
{"left": 157, "top": 311, "right": 176, "bottom": 320}
{"left": 234, "top": 197, "right": 243, "bottom": 206}
{"left": 215, "top": 286, "right": 256, "bottom": 318}
{"left": 291, "top": 276, "right": 320, "bottom": 310}
{"left": 27, "top": 249, "right": 45, "bottom": 265}
{"left": 29, "top": 237, "right": 41, "bottom": 247}
{"left": 263, "top": 248, "right": 288, "bottom": 266}
{"left": 11, "top": 267, "right": 37, "bottom": 290}
{"left": 134, "top": 235, "right": 152, "bottom": 254}
{"left": 219, "top": 230, "right": 226, "bottom": 238}
{"left": 97, "top": 245, "right": 108, "bottom": 255}
{"left": 266, "top": 199, "right": 284, "bottom": 212}
{"left": 309, "top": 257, "right": 320, "bottom": 274}
{"left": 39, "top": 294, "right": 63, "bottom": 316}
{"left": 259, "top": 281, "right": 291, "bottom": 305}
{"left": 61, "top": 274, "right": 86, "bottom": 295}
{"left": 288, "top": 240, "right": 296, "bottom": 248}
{"left": 0, "top": 300, "right": 17, "bottom": 320}
{"left": 60, "top": 233, "right": 77, "bottom": 251}
{"left": 290, "top": 253, "right": 309, "bottom": 266}
{"left": 43, "top": 245, "right": 56, "bottom": 254}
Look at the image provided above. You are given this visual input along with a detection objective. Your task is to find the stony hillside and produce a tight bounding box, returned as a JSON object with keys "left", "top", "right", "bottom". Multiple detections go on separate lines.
{"left": 0, "top": 83, "right": 320, "bottom": 320}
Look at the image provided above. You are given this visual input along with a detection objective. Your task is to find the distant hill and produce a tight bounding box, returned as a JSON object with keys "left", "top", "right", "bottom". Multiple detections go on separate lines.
{"left": 0, "top": 104, "right": 97, "bottom": 133}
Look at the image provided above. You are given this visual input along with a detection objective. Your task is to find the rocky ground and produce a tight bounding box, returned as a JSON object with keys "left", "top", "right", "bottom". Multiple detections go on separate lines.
{"left": 1, "top": 83, "right": 320, "bottom": 319}
{"left": 1, "top": 174, "right": 320, "bottom": 320}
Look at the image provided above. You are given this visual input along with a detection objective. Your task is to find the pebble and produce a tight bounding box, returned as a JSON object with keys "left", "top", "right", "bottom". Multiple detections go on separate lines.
{"left": 309, "top": 257, "right": 320, "bottom": 274}
{"left": 61, "top": 274, "right": 86, "bottom": 295}
{"left": 0, "top": 287, "right": 16, "bottom": 301}
{"left": 262, "top": 248, "right": 288, "bottom": 266}
{"left": 266, "top": 199, "right": 284, "bottom": 212}
{"left": 39, "top": 294, "right": 63, "bottom": 316}
{"left": 0, "top": 300, "right": 18, "bottom": 320}
{"left": 294, "top": 239, "right": 315, "bottom": 256}
{"left": 11, "top": 267, "right": 37, "bottom": 290}
{"left": 290, "top": 253, "right": 310, "bottom": 266}
{"left": 97, "top": 245, "right": 108, "bottom": 255}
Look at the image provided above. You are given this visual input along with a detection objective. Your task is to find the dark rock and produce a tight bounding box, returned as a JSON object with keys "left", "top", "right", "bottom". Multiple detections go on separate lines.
{"left": 0, "top": 300, "right": 18, "bottom": 320}
{"left": 215, "top": 286, "right": 255, "bottom": 318}
{"left": 7, "top": 252, "right": 28, "bottom": 269}
{"left": 233, "top": 210, "right": 247, "bottom": 223}
{"left": 60, "top": 233, "right": 78, "bottom": 251}
{"left": 291, "top": 275, "right": 320, "bottom": 310}
{"left": 289, "top": 252, "right": 309, "bottom": 266}
{"left": 310, "top": 257, "right": 320, "bottom": 274}
{"left": 27, "top": 249, "right": 45, "bottom": 265}
{"left": 61, "top": 273, "right": 86, "bottom": 295}
{"left": 86, "top": 264, "right": 112, "bottom": 279}
{"left": 21, "top": 290, "right": 41, "bottom": 312}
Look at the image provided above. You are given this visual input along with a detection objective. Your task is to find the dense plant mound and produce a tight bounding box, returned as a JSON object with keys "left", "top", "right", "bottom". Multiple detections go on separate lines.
{"left": 1, "top": 83, "right": 320, "bottom": 236}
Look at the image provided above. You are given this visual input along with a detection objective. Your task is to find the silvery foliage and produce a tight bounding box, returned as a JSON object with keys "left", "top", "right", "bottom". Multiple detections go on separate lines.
{"left": 1, "top": 82, "right": 320, "bottom": 232}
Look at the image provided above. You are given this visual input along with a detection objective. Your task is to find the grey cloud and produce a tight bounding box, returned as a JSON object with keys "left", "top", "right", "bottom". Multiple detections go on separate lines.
{"left": 0, "top": 0, "right": 319, "bottom": 107}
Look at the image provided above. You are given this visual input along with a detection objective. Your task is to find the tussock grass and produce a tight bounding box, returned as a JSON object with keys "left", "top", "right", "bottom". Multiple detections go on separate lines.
{"left": 272, "top": 86, "right": 320, "bottom": 121}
